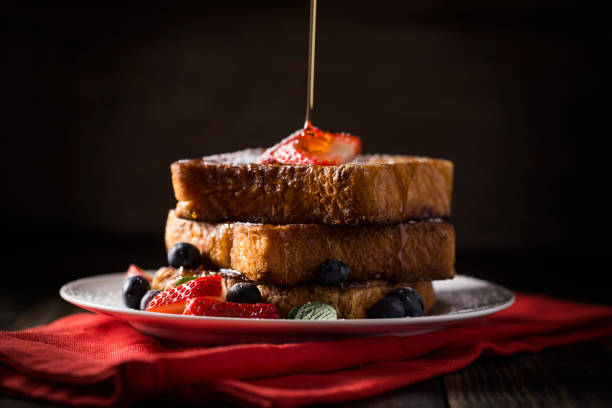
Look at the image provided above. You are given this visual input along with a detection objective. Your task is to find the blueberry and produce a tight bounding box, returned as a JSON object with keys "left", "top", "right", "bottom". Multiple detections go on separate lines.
{"left": 167, "top": 242, "right": 202, "bottom": 269}
{"left": 123, "top": 276, "right": 151, "bottom": 309}
{"left": 367, "top": 297, "right": 405, "bottom": 319}
{"left": 140, "top": 289, "right": 160, "bottom": 311}
{"left": 386, "top": 287, "right": 425, "bottom": 317}
{"left": 225, "top": 282, "right": 262, "bottom": 303}
{"left": 315, "top": 259, "right": 350, "bottom": 285}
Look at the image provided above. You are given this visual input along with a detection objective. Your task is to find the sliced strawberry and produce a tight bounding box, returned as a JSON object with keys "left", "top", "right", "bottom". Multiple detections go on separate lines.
{"left": 259, "top": 125, "right": 361, "bottom": 165}
{"left": 146, "top": 275, "right": 223, "bottom": 314}
{"left": 125, "top": 264, "right": 152, "bottom": 284}
{"left": 184, "top": 297, "right": 280, "bottom": 319}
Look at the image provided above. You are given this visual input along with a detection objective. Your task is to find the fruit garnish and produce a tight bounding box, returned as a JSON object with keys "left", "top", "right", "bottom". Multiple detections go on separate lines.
{"left": 175, "top": 276, "right": 198, "bottom": 286}
{"left": 259, "top": 125, "right": 361, "bottom": 165}
{"left": 125, "top": 264, "right": 152, "bottom": 284}
{"left": 167, "top": 242, "right": 202, "bottom": 269}
{"left": 139, "top": 290, "right": 160, "bottom": 311}
{"left": 386, "top": 287, "right": 425, "bottom": 317}
{"left": 293, "top": 301, "right": 338, "bottom": 320}
{"left": 315, "top": 259, "right": 350, "bottom": 285}
{"left": 123, "top": 276, "right": 151, "bottom": 310}
{"left": 146, "top": 275, "right": 223, "bottom": 314}
{"left": 366, "top": 297, "right": 405, "bottom": 319}
{"left": 184, "top": 297, "right": 280, "bottom": 319}
{"left": 225, "top": 282, "right": 262, "bottom": 304}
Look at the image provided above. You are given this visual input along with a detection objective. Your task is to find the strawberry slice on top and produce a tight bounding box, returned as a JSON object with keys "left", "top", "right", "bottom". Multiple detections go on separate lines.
{"left": 146, "top": 275, "right": 223, "bottom": 314}
{"left": 259, "top": 125, "right": 361, "bottom": 165}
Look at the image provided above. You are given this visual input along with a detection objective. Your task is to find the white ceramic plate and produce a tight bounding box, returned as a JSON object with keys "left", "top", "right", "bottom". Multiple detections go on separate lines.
{"left": 60, "top": 273, "right": 514, "bottom": 345}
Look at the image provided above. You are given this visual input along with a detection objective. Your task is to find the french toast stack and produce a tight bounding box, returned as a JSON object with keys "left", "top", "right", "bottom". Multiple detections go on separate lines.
{"left": 154, "top": 148, "right": 455, "bottom": 318}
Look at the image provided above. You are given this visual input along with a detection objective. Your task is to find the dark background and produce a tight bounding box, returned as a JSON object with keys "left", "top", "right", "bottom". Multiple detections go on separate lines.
{"left": 2, "top": 2, "right": 611, "bottom": 306}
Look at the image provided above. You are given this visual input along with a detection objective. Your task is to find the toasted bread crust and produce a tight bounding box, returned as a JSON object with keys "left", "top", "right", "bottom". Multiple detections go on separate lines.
{"left": 172, "top": 149, "right": 453, "bottom": 225}
{"left": 152, "top": 267, "right": 435, "bottom": 319}
{"left": 165, "top": 210, "right": 455, "bottom": 286}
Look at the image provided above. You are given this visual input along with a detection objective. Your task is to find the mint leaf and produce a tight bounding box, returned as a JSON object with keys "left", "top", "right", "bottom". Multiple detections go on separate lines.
{"left": 294, "top": 301, "right": 338, "bottom": 320}
{"left": 288, "top": 306, "right": 300, "bottom": 319}
{"left": 175, "top": 276, "right": 198, "bottom": 286}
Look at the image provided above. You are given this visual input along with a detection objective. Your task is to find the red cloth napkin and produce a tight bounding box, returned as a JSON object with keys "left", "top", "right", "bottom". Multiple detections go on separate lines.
{"left": 1, "top": 293, "right": 611, "bottom": 408}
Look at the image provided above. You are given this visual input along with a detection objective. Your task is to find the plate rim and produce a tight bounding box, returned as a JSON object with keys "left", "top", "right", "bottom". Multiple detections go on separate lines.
{"left": 60, "top": 272, "right": 515, "bottom": 327}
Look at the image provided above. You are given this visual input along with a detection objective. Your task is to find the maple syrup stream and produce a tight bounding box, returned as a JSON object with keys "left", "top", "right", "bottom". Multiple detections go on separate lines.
{"left": 305, "top": 0, "right": 317, "bottom": 130}
{"left": 300, "top": 0, "right": 330, "bottom": 152}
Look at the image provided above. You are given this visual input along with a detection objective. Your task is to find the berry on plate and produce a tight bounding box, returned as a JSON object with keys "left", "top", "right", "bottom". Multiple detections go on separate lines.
{"left": 123, "top": 276, "right": 151, "bottom": 310}
{"left": 386, "top": 286, "right": 425, "bottom": 317}
{"left": 146, "top": 275, "right": 223, "bottom": 314}
{"left": 259, "top": 126, "right": 361, "bottom": 165}
{"left": 225, "top": 282, "right": 263, "bottom": 304}
{"left": 315, "top": 259, "right": 350, "bottom": 285}
{"left": 139, "top": 289, "right": 160, "bottom": 311}
{"left": 125, "top": 264, "right": 152, "bottom": 284}
{"left": 184, "top": 297, "right": 280, "bottom": 319}
{"left": 167, "top": 242, "right": 202, "bottom": 269}
{"left": 367, "top": 297, "right": 405, "bottom": 319}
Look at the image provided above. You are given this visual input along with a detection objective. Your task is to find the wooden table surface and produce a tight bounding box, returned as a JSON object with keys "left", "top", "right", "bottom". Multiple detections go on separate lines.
{"left": 1, "top": 289, "right": 610, "bottom": 408}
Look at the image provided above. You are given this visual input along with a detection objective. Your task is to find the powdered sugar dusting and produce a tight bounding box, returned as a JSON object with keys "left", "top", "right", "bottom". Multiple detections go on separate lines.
{"left": 432, "top": 275, "right": 513, "bottom": 315}
{"left": 62, "top": 274, "right": 126, "bottom": 308}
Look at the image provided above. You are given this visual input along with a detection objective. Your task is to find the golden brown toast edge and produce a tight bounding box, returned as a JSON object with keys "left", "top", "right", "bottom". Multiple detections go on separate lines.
{"left": 171, "top": 149, "right": 453, "bottom": 225}
{"left": 165, "top": 210, "right": 455, "bottom": 286}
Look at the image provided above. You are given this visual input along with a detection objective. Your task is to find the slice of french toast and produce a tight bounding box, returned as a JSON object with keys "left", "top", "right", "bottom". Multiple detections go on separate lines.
{"left": 152, "top": 267, "right": 435, "bottom": 319}
{"left": 172, "top": 149, "right": 453, "bottom": 225}
{"left": 165, "top": 210, "right": 455, "bottom": 286}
